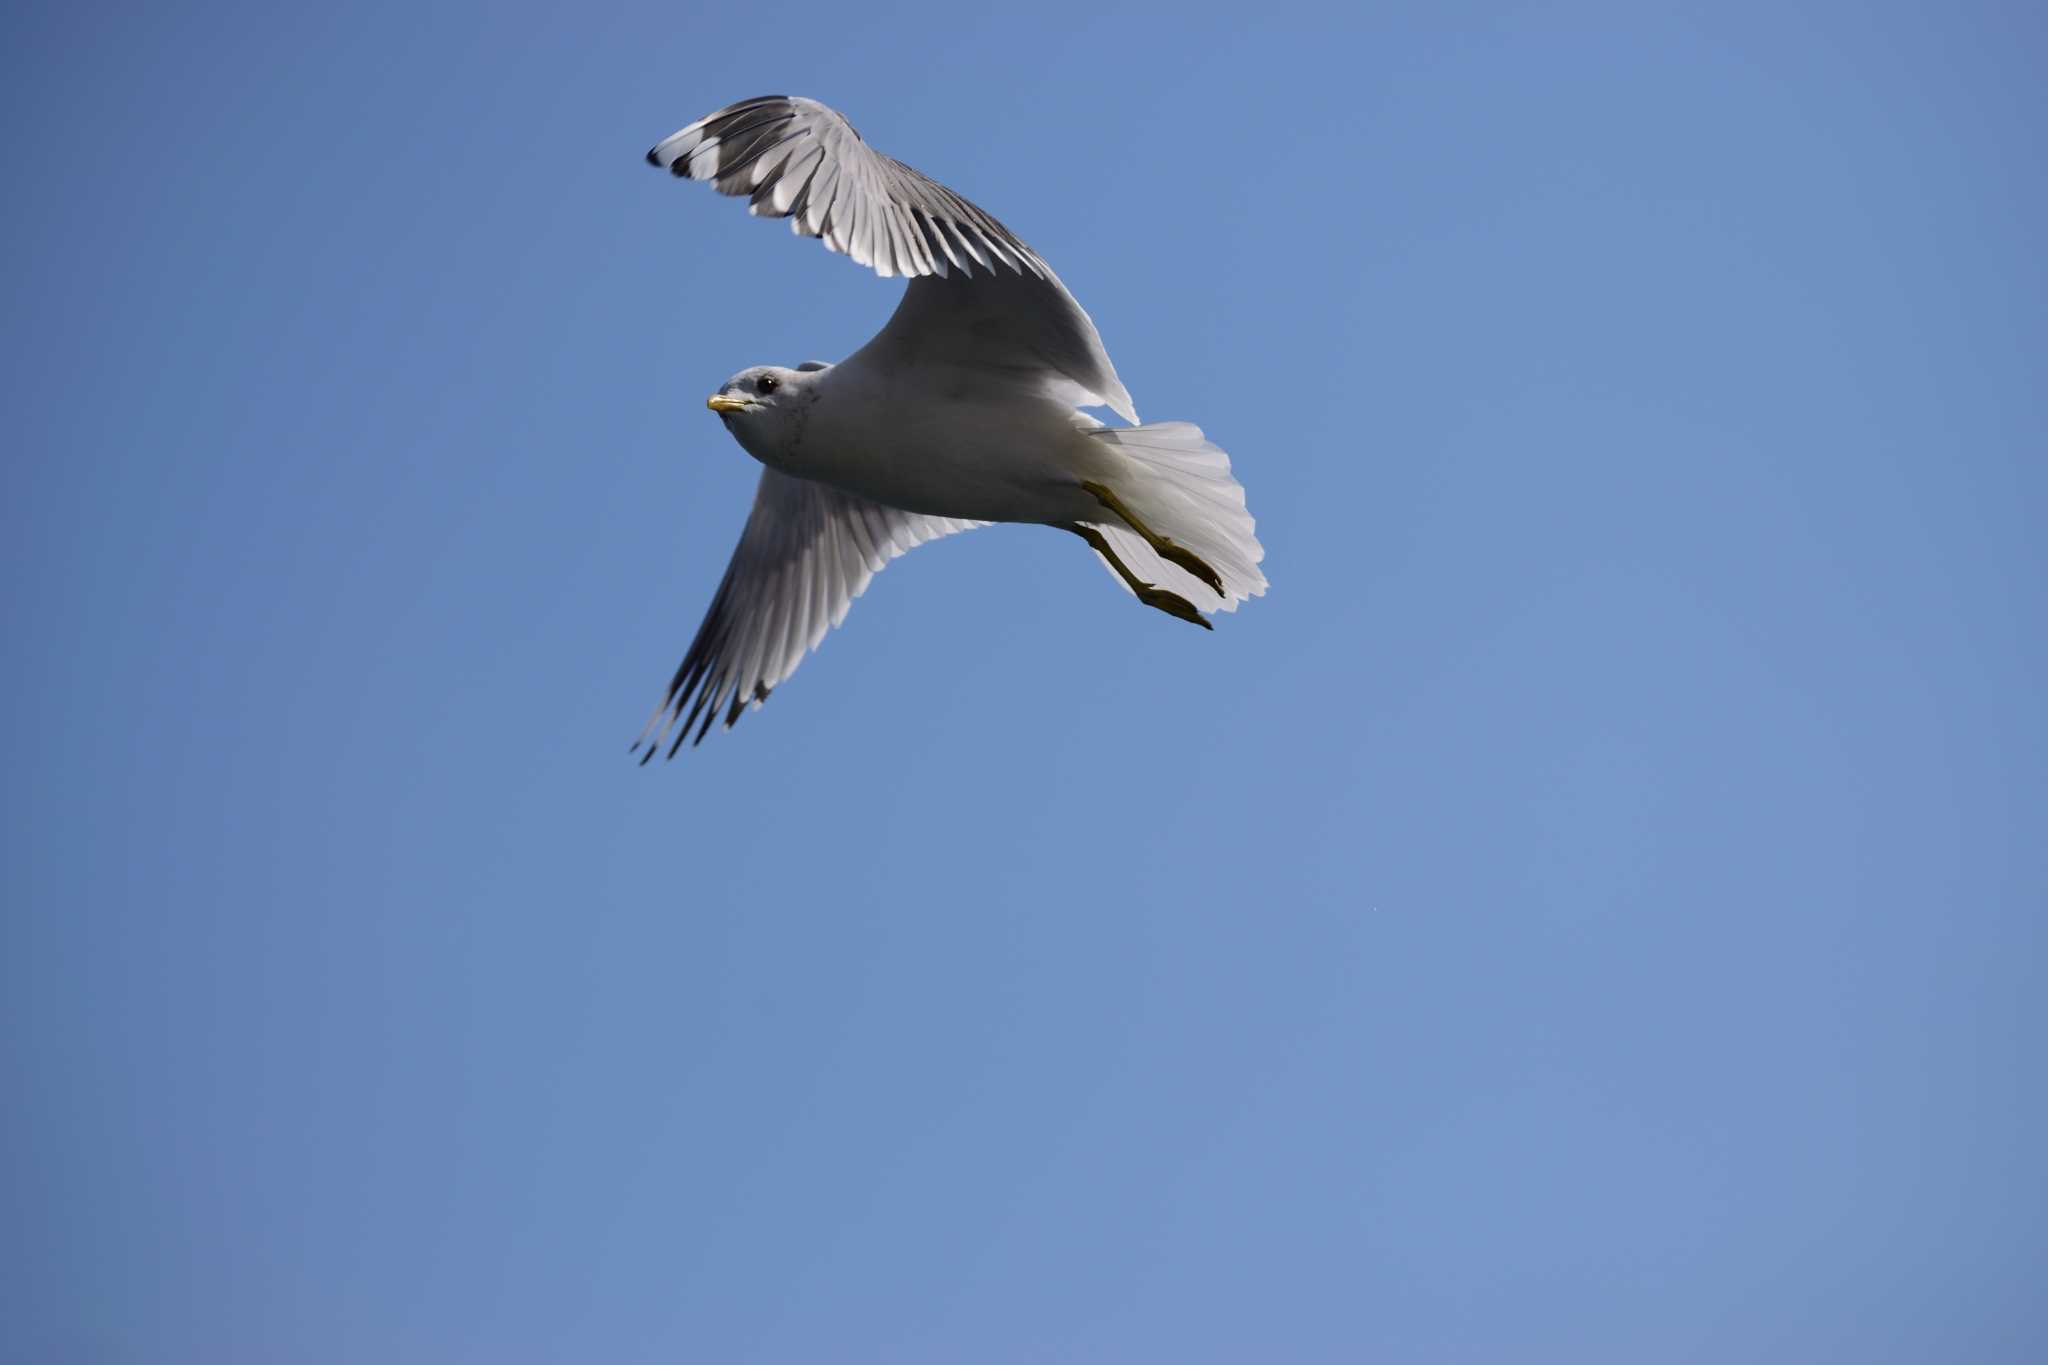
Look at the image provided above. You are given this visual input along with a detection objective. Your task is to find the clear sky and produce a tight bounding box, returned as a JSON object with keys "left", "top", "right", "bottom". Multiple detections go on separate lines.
{"left": 6, "top": 2, "right": 2044, "bottom": 1360}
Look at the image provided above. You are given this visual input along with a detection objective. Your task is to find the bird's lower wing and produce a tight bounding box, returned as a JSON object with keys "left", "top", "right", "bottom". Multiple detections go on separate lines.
{"left": 637, "top": 469, "right": 984, "bottom": 759}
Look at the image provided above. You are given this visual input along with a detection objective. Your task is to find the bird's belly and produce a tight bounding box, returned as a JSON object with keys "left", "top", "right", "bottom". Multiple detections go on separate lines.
{"left": 777, "top": 388, "right": 1095, "bottom": 524}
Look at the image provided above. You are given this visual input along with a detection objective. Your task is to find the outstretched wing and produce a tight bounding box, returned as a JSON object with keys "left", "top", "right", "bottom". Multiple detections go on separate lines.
{"left": 647, "top": 94, "right": 1048, "bottom": 282}
{"left": 636, "top": 468, "right": 983, "bottom": 759}
{"left": 646, "top": 94, "right": 1137, "bottom": 423}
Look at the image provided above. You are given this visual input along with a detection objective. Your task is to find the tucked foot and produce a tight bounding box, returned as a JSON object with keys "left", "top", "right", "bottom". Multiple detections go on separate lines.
{"left": 1157, "top": 541, "right": 1225, "bottom": 598}
{"left": 1139, "top": 585, "right": 1214, "bottom": 629}
{"left": 1066, "top": 521, "right": 1215, "bottom": 630}
{"left": 1079, "top": 479, "right": 1226, "bottom": 598}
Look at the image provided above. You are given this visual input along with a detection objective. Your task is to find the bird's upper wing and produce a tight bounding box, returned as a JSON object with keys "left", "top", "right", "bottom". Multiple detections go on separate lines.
{"left": 636, "top": 468, "right": 983, "bottom": 759}
{"left": 856, "top": 271, "right": 1138, "bottom": 423}
{"left": 647, "top": 94, "right": 1046, "bottom": 281}
{"left": 647, "top": 95, "right": 1137, "bottom": 423}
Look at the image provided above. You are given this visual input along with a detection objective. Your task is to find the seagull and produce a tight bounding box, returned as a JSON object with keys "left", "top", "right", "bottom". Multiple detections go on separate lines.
{"left": 634, "top": 95, "right": 1266, "bottom": 759}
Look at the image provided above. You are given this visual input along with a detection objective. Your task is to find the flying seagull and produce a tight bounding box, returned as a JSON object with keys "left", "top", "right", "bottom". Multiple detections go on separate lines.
{"left": 634, "top": 95, "right": 1266, "bottom": 759}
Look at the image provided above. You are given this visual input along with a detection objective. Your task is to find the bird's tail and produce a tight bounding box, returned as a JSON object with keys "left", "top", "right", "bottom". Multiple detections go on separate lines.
{"left": 1083, "top": 422, "right": 1267, "bottom": 613}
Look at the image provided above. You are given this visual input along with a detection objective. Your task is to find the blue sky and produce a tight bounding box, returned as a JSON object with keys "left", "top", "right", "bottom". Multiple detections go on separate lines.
{"left": 6, "top": 1, "right": 2044, "bottom": 1360}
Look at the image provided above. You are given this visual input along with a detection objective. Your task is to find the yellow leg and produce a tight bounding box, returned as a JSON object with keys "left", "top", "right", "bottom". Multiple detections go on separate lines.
{"left": 1067, "top": 523, "right": 1211, "bottom": 630}
{"left": 1079, "top": 480, "right": 1226, "bottom": 598}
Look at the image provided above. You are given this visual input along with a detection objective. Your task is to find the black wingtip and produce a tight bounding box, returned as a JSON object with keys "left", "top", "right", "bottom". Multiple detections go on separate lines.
{"left": 645, "top": 147, "right": 663, "bottom": 167}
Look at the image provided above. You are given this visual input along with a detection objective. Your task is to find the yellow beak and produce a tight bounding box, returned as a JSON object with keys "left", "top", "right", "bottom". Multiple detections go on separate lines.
{"left": 706, "top": 394, "right": 750, "bottom": 414}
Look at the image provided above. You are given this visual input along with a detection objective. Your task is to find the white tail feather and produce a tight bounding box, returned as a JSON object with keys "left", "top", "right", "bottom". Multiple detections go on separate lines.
{"left": 1085, "top": 422, "right": 1266, "bottom": 613}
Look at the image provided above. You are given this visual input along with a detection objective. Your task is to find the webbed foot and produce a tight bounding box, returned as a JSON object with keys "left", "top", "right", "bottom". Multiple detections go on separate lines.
{"left": 1079, "top": 479, "right": 1226, "bottom": 598}
{"left": 1066, "top": 522, "right": 1216, "bottom": 630}
{"left": 1138, "top": 585, "right": 1214, "bottom": 629}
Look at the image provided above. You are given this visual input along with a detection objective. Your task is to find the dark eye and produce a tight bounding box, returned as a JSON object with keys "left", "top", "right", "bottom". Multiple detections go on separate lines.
{"left": 756, "top": 374, "right": 779, "bottom": 395}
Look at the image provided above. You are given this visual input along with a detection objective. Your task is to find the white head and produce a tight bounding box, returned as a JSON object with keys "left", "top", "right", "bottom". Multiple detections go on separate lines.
{"left": 705, "top": 362, "right": 828, "bottom": 464}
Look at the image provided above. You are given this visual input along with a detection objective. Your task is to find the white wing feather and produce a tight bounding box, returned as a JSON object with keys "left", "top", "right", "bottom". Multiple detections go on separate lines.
{"left": 636, "top": 468, "right": 983, "bottom": 758}
{"left": 647, "top": 95, "right": 1137, "bottom": 422}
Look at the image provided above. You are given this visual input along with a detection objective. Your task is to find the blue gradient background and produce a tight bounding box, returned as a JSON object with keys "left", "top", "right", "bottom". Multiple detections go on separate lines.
{"left": 6, "top": 2, "right": 2044, "bottom": 1360}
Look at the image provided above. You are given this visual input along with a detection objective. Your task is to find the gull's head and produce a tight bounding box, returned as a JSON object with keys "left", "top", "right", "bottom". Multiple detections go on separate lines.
{"left": 706, "top": 364, "right": 821, "bottom": 463}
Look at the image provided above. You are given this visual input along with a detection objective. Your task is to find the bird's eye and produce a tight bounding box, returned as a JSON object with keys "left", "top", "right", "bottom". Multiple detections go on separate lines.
{"left": 756, "top": 375, "right": 779, "bottom": 395}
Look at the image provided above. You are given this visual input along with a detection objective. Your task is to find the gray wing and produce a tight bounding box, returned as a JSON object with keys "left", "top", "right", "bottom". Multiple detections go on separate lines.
{"left": 635, "top": 468, "right": 983, "bottom": 759}
{"left": 646, "top": 95, "right": 1137, "bottom": 423}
